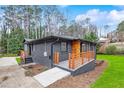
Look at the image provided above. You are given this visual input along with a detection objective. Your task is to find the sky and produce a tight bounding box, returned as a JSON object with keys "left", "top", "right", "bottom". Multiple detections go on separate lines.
{"left": 0, "top": 5, "right": 124, "bottom": 36}
{"left": 59, "top": 5, "right": 124, "bottom": 36}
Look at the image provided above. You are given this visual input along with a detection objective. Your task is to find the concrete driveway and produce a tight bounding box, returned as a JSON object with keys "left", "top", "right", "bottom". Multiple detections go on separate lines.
{"left": 0, "top": 57, "right": 43, "bottom": 88}
{"left": 0, "top": 57, "right": 18, "bottom": 67}
{"left": 0, "top": 65, "right": 43, "bottom": 88}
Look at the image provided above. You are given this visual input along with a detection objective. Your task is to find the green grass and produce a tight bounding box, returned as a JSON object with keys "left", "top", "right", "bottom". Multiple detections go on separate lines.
{"left": 16, "top": 57, "right": 21, "bottom": 64}
{"left": 0, "top": 53, "right": 17, "bottom": 58}
{"left": 91, "top": 54, "right": 124, "bottom": 88}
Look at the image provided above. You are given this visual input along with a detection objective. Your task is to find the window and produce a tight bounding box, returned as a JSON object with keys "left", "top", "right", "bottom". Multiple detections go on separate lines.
{"left": 61, "top": 42, "right": 67, "bottom": 52}
{"left": 91, "top": 45, "right": 94, "bottom": 51}
{"left": 82, "top": 44, "right": 86, "bottom": 52}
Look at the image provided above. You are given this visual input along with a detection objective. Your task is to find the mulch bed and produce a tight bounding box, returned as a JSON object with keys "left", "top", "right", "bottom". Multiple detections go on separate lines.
{"left": 48, "top": 60, "right": 108, "bottom": 88}
{"left": 22, "top": 64, "right": 48, "bottom": 77}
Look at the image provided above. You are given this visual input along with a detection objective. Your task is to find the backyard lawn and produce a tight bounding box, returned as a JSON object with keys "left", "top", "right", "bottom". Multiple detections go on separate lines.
{"left": 91, "top": 54, "right": 124, "bottom": 88}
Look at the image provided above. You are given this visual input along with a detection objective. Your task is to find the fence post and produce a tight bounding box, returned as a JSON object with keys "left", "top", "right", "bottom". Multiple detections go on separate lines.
{"left": 68, "top": 53, "right": 71, "bottom": 68}
{"left": 71, "top": 53, "right": 75, "bottom": 69}
{"left": 54, "top": 52, "right": 56, "bottom": 64}
{"left": 56, "top": 52, "right": 59, "bottom": 64}
{"left": 88, "top": 51, "right": 90, "bottom": 61}
{"left": 89, "top": 51, "right": 91, "bottom": 60}
{"left": 82, "top": 52, "right": 84, "bottom": 64}
{"left": 92, "top": 51, "right": 94, "bottom": 59}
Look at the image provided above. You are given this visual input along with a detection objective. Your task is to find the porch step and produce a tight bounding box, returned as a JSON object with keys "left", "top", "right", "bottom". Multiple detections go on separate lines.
{"left": 33, "top": 67, "right": 71, "bottom": 87}
{"left": 25, "top": 57, "right": 33, "bottom": 63}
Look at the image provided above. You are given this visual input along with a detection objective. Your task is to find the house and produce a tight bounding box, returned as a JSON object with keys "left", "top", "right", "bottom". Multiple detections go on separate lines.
{"left": 98, "top": 37, "right": 110, "bottom": 44}
{"left": 98, "top": 37, "right": 110, "bottom": 53}
{"left": 23, "top": 35, "right": 96, "bottom": 76}
{"left": 107, "top": 31, "right": 124, "bottom": 42}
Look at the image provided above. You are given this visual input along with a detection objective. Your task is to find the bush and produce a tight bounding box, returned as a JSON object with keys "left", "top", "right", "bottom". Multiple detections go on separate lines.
{"left": 116, "top": 48, "right": 124, "bottom": 54}
{"left": 96, "top": 43, "right": 100, "bottom": 53}
{"left": 105, "top": 45, "right": 117, "bottom": 54}
{"left": 16, "top": 57, "right": 22, "bottom": 64}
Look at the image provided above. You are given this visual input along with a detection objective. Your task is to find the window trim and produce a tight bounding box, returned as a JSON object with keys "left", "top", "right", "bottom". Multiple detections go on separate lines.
{"left": 60, "top": 42, "right": 68, "bottom": 52}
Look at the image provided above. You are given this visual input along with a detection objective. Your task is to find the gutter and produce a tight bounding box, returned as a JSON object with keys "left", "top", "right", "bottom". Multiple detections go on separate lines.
{"left": 50, "top": 38, "right": 60, "bottom": 67}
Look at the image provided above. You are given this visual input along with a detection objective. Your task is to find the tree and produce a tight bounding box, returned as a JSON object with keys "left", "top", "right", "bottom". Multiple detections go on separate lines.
{"left": 0, "top": 5, "right": 66, "bottom": 54}
{"left": 43, "top": 5, "right": 66, "bottom": 36}
{"left": 83, "top": 32, "right": 98, "bottom": 42}
{"left": 7, "top": 28, "right": 24, "bottom": 54}
{"left": 117, "top": 21, "right": 124, "bottom": 31}
{"left": 116, "top": 21, "right": 124, "bottom": 42}
{"left": 0, "top": 25, "right": 8, "bottom": 53}
{"left": 1, "top": 6, "right": 18, "bottom": 31}
{"left": 104, "top": 24, "right": 109, "bottom": 37}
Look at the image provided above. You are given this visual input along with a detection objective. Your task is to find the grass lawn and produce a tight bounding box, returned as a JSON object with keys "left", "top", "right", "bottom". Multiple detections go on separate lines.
{"left": 91, "top": 54, "right": 124, "bottom": 88}
{"left": 0, "top": 54, "right": 17, "bottom": 58}
{"left": 16, "top": 57, "right": 22, "bottom": 64}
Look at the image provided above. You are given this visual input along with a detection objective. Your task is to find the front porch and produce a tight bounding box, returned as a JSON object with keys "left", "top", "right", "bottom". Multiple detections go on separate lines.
{"left": 54, "top": 59, "right": 95, "bottom": 71}
{"left": 53, "top": 51, "right": 96, "bottom": 76}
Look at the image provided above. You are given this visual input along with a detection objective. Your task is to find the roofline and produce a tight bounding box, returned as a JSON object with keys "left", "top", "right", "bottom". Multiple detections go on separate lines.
{"left": 24, "top": 35, "right": 97, "bottom": 45}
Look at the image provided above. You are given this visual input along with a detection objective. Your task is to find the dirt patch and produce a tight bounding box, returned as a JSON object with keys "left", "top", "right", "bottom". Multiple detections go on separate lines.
{"left": 23, "top": 64, "right": 48, "bottom": 77}
{"left": 96, "top": 60, "right": 105, "bottom": 66}
{"left": 0, "top": 76, "right": 9, "bottom": 84}
{"left": 48, "top": 61, "right": 107, "bottom": 88}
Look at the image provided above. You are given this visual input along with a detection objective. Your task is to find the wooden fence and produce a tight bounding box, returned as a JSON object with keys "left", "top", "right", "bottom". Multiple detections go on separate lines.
{"left": 53, "top": 51, "right": 95, "bottom": 69}
{"left": 68, "top": 51, "right": 94, "bottom": 69}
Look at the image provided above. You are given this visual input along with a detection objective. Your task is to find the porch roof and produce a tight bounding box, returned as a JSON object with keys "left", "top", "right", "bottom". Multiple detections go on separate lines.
{"left": 24, "top": 35, "right": 97, "bottom": 45}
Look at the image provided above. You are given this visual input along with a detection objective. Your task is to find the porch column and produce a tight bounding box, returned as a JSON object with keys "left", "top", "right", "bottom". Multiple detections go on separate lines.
{"left": 53, "top": 52, "right": 59, "bottom": 64}
{"left": 68, "top": 53, "right": 75, "bottom": 69}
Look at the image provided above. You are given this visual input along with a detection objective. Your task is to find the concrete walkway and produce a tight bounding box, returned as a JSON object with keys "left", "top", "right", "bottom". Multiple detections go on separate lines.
{"left": 0, "top": 57, "right": 18, "bottom": 67}
{"left": 34, "top": 67, "right": 71, "bottom": 87}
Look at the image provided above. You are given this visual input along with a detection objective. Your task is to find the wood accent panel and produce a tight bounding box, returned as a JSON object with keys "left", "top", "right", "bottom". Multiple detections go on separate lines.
{"left": 81, "top": 52, "right": 86, "bottom": 64}
{"left": 86, "top": 51, "right": 89, "bottom": 61}
{"left": 53, "top": 52, "right": 59, "bottom": 64}
{"left": 68, "top": 53, "right": 75, "bottom": 69}
{"left": 71, "top": 40, "right": 81, "bottom": 59}
{"left": 71, "top": 40, "right": 81, "bottom": 69}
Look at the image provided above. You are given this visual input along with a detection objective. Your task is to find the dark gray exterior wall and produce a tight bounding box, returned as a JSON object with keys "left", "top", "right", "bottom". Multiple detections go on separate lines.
{"left": 53, "top": 41, "right": 72, "bottom": 62}
{"left": 31, "top": 40, "right": 72, "bottom": 68}
{"left": 31, "top": 42, "right": 52, "bottom": 68}
{"left": 72, "top": 60, "right": 96, "bottom": 76}
{"left": 54, "top": 60, "right": 96, "bottom": 76}
{"left": 28, "top": 38, "right": 96, "bottom": 72}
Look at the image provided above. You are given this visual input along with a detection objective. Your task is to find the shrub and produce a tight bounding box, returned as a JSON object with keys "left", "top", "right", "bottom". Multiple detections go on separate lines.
{"left": 116, "top": 48, "right": 124, "bottom": 54}
{"left": 105, "top": 45, "right": 117, "bottom": 54}
{"left": 16, "top": 57, "right": 22, "bottom": 64}
{"left": 96, "top": 43, "right": 100, "bottom": 53}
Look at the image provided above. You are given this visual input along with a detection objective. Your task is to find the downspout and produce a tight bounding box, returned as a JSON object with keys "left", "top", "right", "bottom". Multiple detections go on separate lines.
{"left": 95, "top": 43, "right": 97, "bottom": 59}
{"left": 50, "top": 38, "right": 59, "bottom": 67}
{"left": 94, "top": 43, "right": 97, "bottom": 63}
